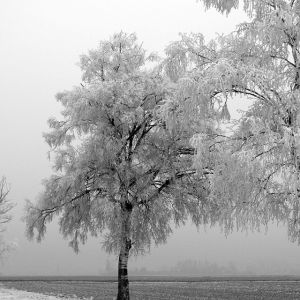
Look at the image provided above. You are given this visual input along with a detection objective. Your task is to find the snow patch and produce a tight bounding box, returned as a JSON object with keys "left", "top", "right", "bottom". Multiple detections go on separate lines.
{"left": 0, "top": 286, "right": 91, "bottom": 300}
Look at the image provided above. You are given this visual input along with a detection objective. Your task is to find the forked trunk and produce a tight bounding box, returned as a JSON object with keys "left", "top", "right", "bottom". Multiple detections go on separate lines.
{"left": 117, "top": 203, "right": 132, "bottom": 300}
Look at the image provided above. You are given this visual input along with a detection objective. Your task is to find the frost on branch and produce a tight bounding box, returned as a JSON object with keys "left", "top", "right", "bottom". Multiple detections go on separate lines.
{"left": 199, "top": 0, "right": 239, "bottom": 14}
{"left": 199, "top": 0, "right": 275, "bottom": 18}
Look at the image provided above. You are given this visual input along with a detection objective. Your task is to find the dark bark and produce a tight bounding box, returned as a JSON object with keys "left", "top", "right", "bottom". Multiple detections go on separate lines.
{"left": 117, "top": 202, "right": 132, "bottom": 300}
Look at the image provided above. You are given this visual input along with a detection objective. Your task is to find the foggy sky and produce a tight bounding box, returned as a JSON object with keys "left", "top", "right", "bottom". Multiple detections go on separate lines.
{"left": 1, "top": 0, "right": 300, "bottom": 276}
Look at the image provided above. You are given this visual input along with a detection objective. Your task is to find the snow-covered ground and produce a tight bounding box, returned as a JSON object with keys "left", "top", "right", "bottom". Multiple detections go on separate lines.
{"left": 0, "top": 286, "right": 91, "bottom": 300}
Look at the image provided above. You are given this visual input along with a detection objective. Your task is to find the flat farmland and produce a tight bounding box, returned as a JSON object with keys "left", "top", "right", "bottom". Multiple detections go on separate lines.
{"left": 2, "top": 276, "right": 300, "bottom": 299}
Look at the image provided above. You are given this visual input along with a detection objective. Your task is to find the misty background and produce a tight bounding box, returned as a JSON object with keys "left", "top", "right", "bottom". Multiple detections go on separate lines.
{"left": 1, "top": 0, "right": 300, "bottom": 276}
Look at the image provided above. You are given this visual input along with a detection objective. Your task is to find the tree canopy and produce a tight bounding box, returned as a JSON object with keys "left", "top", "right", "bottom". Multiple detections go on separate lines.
{"left": 200, "top": 0, "right": 300, "bottom": 17}
{"left": 25, "top": 32, "right": 220, "bottom": 254}
{"left": 192, "top": 0, "right": 300, "bottom": 241}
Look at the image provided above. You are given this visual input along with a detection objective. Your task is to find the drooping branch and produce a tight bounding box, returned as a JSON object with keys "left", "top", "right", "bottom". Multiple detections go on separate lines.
{"left": 27, "top": 185, "right": 118, "bottom": 235}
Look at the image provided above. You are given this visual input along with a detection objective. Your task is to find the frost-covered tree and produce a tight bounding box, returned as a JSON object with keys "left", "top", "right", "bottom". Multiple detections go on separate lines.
{"left": 25, "top": 32, "right": 225, "bottom": 300}
{"left": 0, "top": 177, "right": 13, "bottom": 257}
{"left": 187, "top": 0, "right": 300, "bottom": 238}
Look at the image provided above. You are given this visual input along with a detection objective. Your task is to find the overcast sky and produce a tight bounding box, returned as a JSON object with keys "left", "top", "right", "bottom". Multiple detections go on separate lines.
{"left": 1, "top": 0, "right": 300, "bottom": 276}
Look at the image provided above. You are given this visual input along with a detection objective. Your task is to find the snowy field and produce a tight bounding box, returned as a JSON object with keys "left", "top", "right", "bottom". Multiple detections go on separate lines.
{"left": 0, "top": 286, "right": 91, "bottom": 300}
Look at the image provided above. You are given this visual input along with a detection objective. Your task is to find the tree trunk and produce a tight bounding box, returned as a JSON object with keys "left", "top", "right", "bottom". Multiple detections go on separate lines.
{"left": 117, "top": 203, "right": 132, "bottom": 300}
